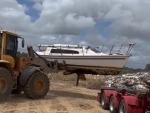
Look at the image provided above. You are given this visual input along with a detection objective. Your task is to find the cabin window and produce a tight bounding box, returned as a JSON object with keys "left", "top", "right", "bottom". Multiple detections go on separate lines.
{"left": 6, "top": 34, "right": 17, "bottom": 58}
{"left": 90, "top": 48, "right": 100, "bottom": 53}
{"left": 39, "top": 46, "right": 47, "bottom": 51}
{"left": 51, "top": 49, "right": 79, "bottom": 54}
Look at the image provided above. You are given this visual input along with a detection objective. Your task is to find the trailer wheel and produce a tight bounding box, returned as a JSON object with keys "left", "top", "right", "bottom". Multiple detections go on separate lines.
{"left": 101, "top": 92, "right": 109, "bottom": 109}
{"left": 24, "top": 71, "right": 49, "bottom": 99}
{"left": 109, "top": 96, "right": 118, "bottom": 113}
{"left": 118, "top": 99, "right": 126, "bottom": 113}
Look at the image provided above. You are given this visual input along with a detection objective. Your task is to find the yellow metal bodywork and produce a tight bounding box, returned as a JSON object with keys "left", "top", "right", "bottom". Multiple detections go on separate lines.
{"left": 0, "top": 31, "right": 20, "bottom": 68}
{"left": 1, "top": 32, "right": 6, "bottom": 56}
{"left": 0, "top": 31, "right": 21, "bottom": 38}
{"left": 0, "top": 30, "right": 31, "bottom": 90}
{"left": 0, "top": 30, "right": 27, "bottom": 75}
{"left": 1, "top": 55, "right": 15, "bottom": 67}
{"left": 15, "top": 57, "right": 31, "bottom": 72}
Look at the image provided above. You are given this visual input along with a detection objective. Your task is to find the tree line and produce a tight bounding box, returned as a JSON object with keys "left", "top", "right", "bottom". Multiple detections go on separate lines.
{"left": 121, "top": 64, "right": 150, "bottom": 74}
{"left": 17, "top": 51, "right": 28, "bottom": 57}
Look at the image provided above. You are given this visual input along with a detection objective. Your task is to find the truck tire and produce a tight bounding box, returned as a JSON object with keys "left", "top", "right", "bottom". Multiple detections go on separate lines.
{"left": 109, "top": 96, "right": 118, "bottom": 113}
{"left": 101, "top": 92, "right": 109, "bottom": 109}
{"left": 118, "top": 99, "right": 126, "bottom": 113}
{"left": 24, "top": 71, "right": 49, "bottom": 99}
{"left": 0, "top": 67, "right": 13, "bottom": 101}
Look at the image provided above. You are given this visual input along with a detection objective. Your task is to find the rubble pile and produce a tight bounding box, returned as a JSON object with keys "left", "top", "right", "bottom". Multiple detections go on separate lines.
{"left": 85, "top": 80, "right": 104, "bottom": 89}
{"left": 104, "top": 72, "right": 150, "bottom": 91}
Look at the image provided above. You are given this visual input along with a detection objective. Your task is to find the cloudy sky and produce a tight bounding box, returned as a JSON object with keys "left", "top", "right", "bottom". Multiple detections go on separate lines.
{"left": 1, "top": 0, "right": 150, "bottom": 69}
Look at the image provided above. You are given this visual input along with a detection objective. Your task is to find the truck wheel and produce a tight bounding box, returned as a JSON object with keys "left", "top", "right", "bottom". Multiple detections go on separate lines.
{"left": 109, "top": 96, "right": 118, "bottom": 113}
{"left": 0, "top": 68, "right": 13, "bottom": 101}
{"left": 118, "top": 99, "right": 126, "bottom": 113}
{"left": 101, "top": 92, "right": 109, "bottom": 109}
{"left": 24, "top": 71, "right": 49, "bottom": 99}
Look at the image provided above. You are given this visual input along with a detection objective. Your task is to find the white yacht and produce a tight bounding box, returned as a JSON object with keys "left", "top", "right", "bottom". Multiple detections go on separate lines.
{"left": 36, "top": 43, "right": 135, "bottom": 75}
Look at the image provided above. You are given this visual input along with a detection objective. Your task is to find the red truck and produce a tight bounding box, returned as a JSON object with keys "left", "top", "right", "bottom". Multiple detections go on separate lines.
{"left": 97, "top": 86, "right": 150, "bottom": 113}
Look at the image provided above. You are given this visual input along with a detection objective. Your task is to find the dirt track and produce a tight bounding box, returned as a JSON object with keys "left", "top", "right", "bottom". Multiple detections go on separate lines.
{"left": 0, "top": 80, "right": 108, "bottom": 113}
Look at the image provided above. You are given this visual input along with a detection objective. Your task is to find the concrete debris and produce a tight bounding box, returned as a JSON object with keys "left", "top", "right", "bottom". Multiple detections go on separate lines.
{"left": 104, "top": 72, "right": 150, "bottom": 91}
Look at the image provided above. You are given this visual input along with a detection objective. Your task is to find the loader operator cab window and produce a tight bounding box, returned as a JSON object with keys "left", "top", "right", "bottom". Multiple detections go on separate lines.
{"left": 0, "top": 33, "right": 2, "bottom": 55}
{"left": 6, "top": 34, "right": 17, "bottom": 58}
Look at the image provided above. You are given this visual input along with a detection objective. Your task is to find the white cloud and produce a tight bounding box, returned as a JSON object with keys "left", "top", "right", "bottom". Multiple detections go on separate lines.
{"left": 104, "top": 0, "right": 150, "bottom": 39}
{"left": 33, "top": 0, "right": 98, "bottom": 35}
{"left": 1, "top": 0, "right": 150, "bottom": 68}
{"left": 33, "top": 3, "right": 42, "bottom": 11}
{"left": 0, "top": 0, "right": 31, "bottom": 32}
{"left": 31, "top": 0, "right": 43, "bottom": 2}
{"left": 64, "top": 13, "right": 95, "bottom": 32}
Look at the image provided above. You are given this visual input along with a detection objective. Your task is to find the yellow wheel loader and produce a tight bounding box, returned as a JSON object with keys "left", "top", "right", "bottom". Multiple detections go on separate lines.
{"left": 0, "top": 31, "right": 58, "bottom": 100}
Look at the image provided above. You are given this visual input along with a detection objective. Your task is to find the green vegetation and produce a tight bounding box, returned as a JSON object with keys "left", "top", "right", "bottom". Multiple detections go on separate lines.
{"left": 120, "top": 67, "right": 143, "bottom": 74}
{"left": 145, "top": 64, "right": 150, "bottom": 72}
{"left": 121, "top": 63, "right": 150, "bottom": 74}
{"left": 16, "top": 51, "right": 28, "bottom": 57}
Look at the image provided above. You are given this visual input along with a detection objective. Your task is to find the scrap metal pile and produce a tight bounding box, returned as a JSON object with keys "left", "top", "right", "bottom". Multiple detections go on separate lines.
{"left": 104, "top": 72, "right": 150, "bottom": 91}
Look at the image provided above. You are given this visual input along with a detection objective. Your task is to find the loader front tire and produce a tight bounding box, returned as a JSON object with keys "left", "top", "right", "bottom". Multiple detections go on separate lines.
{"left": 24, "top": 71, "right": 49, "bottom": 99}
{"left": 0, "top": 67, "right": 13, "bottom": 101}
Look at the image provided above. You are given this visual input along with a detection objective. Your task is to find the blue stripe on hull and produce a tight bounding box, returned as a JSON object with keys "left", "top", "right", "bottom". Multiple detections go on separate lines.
{"left": 43, "top": 57, "right": 126, "bottom": 60}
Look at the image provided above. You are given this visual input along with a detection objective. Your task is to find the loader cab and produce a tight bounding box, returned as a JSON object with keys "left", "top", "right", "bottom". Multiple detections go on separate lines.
{"left": 0, "top": 31, "right": 24, "bottom": 67}
{"left": 0, "top": 33, "right": 2, "bottom": 55}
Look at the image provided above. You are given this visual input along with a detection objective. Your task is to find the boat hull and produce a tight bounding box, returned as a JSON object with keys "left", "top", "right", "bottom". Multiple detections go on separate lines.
{"left": 41, "top": 55, "right": 129, "bottom": 75}
{"left": 42, "top": 55, "right": 129, "bottom": 68}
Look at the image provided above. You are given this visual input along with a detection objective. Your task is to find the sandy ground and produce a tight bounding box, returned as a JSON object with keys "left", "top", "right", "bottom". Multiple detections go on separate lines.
{"left": 0, "top": 80, "right": 109, "bottom": 113}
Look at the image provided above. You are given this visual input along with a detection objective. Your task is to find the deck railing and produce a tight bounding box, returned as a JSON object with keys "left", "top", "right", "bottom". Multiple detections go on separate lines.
{"left": 38, "top": 43, "right": 135, "bottom": 56}
{"left": 109, "top": 43, "right": 135, "bottom": 55}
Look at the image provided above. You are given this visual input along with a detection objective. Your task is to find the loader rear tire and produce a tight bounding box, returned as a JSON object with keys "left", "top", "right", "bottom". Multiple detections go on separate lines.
{"left": 0, "top": 67, "right": 13, "bottom": 101}
{"left": 24, "top": 71, "right": 49, "bottom": 99}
